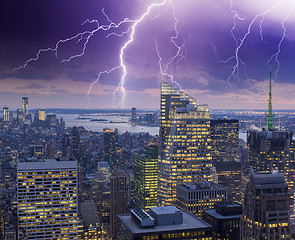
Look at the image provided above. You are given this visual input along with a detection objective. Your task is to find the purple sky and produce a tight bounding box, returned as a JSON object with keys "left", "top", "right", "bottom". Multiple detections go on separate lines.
{"left": 1, "top": 0, "right": 295, "bottom": 110}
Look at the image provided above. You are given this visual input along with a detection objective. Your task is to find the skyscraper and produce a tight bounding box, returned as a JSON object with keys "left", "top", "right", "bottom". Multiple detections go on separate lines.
{"left": 2, "top": 107, "right": 9, "bottom": 122}
{"left": 176, "top": 182, "right": 227, "bottom": 218}
{"left": 210, "top": 119, "right": 239, "bottom": 163}
{"left": 110, "top": 171, "right": 127, "bottom": 237}
{"left": 215, "top": 161, "right": 242, "bottom": 203}
{"left": 241, "top": 171, "right": 291, "bottom": 239}
{"left": 17, "top": 109, "right": 24, "bottom": 123}
{"left": 158, "top": 81, "right": 213, "bottom": 206}
{"left": 22, "top": 97, "right": 28, "bottom": 118}
{"left": 246, "top": 66, "right": 294, "bottom": 211}
{"left": 131, "top": 107, "right": 137, "bottom": 125}
{"left": 17, "top": 158, "right": 78, "bottom": 239}
{"left": 134, "top": 145, "right": 158, "bottom": 210}
{"left": 103, "top": 128, "right": 118, "bottom": 170}
{"left": 72, "top": 126, "right": 81, "bottom": 161}
{"left": 34, "top": 109, "right": 45, "bottom": 122}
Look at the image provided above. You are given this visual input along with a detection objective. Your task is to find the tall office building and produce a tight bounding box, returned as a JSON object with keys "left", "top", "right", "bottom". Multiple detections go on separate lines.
{"left": 17, "top": 158, "right": 78, "bottom": 239}
{"left": 103, "top": 128, "right": 118, "bottom": 169}
{"left": 134, "top": 145, "right": 158, "bottom": 210}
{"left": 158, "top": 81, "right": 213, "bottom": 206}
{"left": 176, "top": 182, "right": 227, "bottom": 218}
{"left": 72, "top": 126, "right": 81, "bottom": 161}
{"left": 246, "top": 66, "right": 295, "bottom": 210}
{"left": 131, "top": 107, "right": 137, "bottom": 125}
{"left": 34, "top": 109, "right": 45, "bottom": 122}
{"left": 215, "top": 161, "right": 242, "bottom": 203}
{"left": 22, "top": 97, "right": 28, "bottom": 117}
{"left": 241, "top": 171, "right": 291, "bottom": 239}
{"left": 17, "top": 109, "right": 24, "bottom": 123}
{"left": 210, "top": 119, "right": 239, "bottom": 163}
{"left": 110, "top": 171, "right": 127, "bottom": 237}
{"left": 2, "top": 107, "right": 10, "bottom": 122}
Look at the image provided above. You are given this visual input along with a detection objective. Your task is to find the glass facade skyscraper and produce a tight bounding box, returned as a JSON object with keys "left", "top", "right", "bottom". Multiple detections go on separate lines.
{"left": 158, "top": 81, "right": 213, "bottom": 206}
{"left": 134, "top": 145, "right": 158, "bottom": 210}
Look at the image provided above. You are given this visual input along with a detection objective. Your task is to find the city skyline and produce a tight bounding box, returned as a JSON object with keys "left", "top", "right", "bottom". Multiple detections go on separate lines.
{"left": 1, "top": 0, "right": 295, "bottom": 109}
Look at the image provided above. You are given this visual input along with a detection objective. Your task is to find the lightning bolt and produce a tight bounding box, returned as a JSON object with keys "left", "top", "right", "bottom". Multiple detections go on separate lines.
{"left": 112, "top": 0, "right": 170, "bottom": 108}
{"left": 14, "top": 1, "right": 173, "bottom": 108}
{"left": 268, "top": 3, "right": 294, "bottom": 80}
{"left": 153, "top": 0, "right": 186, "bottom": 92}
{"left": 221, "top": 0, "right": 284, "bottom": 89}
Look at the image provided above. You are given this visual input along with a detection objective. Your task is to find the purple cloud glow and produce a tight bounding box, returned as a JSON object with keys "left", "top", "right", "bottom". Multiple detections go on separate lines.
{"left": 1, "top": 0, "right": 295, "bottom": 109}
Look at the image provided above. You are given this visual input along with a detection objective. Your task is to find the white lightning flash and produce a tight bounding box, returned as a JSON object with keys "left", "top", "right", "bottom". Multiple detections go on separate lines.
{"left": 153, "top": 0, "right": 186, "bottom": 92}
{"left": 268, "top": 2, "right": 294, "bottom": 80}
{"left": 223, "top": 0, "right": 284, "bottom": 88}
{"left": 14, "top": 1, "right": 172, "bottom": 108}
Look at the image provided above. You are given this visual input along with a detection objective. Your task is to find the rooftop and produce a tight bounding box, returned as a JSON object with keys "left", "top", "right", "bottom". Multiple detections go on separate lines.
{"left": 118, "top": 210, "right": 211, "bottom": 234}
{"left": 204, "top": 208, "right": 242, "bottom": 220}
{"left": 178, "top": 182, "right": 226, "bottom": 191}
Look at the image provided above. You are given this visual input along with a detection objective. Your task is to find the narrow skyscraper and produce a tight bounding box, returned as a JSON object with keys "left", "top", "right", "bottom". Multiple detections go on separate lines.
{"left": 158, "top": 81, "right": 213, "bottom": 206}
{"left": 134, "top": 144, "right": 158, "bottom": 210}
{"left": 2, "top": 107, "right": 9, "bottom": 122}
{"left": 22, "top": 97, "right": 28, "bottom": 118}
{"left": 267, "top": 63, "right": 274, "bottom": 131}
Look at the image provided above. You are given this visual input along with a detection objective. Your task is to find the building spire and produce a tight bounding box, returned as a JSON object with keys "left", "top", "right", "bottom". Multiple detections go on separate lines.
{"left": 267, "top": 63, "right": 274, "bottom": 131}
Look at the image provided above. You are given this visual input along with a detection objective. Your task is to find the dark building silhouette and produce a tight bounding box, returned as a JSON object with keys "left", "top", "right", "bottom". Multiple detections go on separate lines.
{"left": 110, "top": 171, "right": 127, "bottom": 238}
{"left": 203, "top": 202, "right": 242, "bottom": 240}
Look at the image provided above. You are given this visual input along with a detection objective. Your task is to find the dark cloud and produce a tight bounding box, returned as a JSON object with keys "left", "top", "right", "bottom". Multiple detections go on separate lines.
{"left": 15, "top": 83, "right": 45, "bottom": 90}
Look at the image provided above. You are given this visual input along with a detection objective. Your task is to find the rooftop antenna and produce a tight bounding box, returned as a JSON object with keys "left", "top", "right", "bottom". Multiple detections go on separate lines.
{"left": 266, "top": 62, "right": 274, "bottom": 131}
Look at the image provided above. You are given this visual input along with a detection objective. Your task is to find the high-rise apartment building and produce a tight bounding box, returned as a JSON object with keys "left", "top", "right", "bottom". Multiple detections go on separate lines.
{"left": 158, "top": 81, "right": 213, "bottom": 206}
{"left": 3, "top": 107, "right": 10, "bottom": 122}
{"left": 210, "top": 119, "right": 239, "bottom": 163}
{"left": 110, "top": 171, "right": 127, "bottom": 237}
{"left": 17, "top": 158, "right": 78, "bottom": 239}
{"left": 176, "top": 182, "right": 227, "bottom": 218}
{"left": 22, "top": 97, "right": 28, "bottom": 118}
{"left": 134, "top": 145, "right": 158, "bottom": 210}
{"left": 241, "top": 171, "right": 291, "bottom": 239}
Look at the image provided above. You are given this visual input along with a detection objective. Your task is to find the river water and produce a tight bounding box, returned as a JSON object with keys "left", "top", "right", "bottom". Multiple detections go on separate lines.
{"left": 57, "top": 114, "right": 159, "bottom": 135}
{"left": 57, "top": 114, "right": 247, "bottom": 141}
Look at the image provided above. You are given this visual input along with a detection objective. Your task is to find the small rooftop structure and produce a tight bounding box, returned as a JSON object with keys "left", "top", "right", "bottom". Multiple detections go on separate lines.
{"left": 149, "top": 206, "right": 183, "bottom": 226}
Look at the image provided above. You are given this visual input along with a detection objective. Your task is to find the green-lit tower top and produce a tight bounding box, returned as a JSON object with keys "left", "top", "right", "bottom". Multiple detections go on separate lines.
{"left": 267, "top": 63, "right": 274, "bottom": 131}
